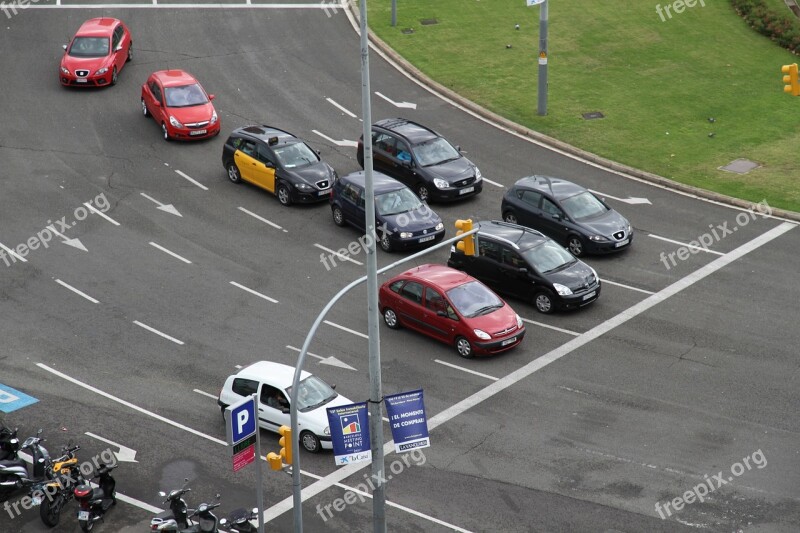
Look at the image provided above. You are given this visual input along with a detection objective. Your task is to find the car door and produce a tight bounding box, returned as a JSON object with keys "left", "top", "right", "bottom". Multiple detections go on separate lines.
{"left": 340, "top": 182, "right": 365, "bottom": 231}
{"left": 110, "top": 26, "right": 122, "bottom": 70}
{"left": 470, "top": 237, "right": 505, "bottom": 291}
{"left": 372, "top": 132, "right": 398, "bottom": 178}
{"left": 393, "top": 281, "right": 427, "bottom": 335}
{"left": 254, "top": 143, "right": 278, "bottom": 193}
{"left": 147, "top": 80, "right": 165, "bottom": 124}
{"left": 498, "top": 246, "right": 534, "bottom": 300}
{"left": 234, "top": 140, "right": 275, "bottom": 191}
{"left": 538, "top": 196, "right": 570, "bottom": 242}
{"left": 258, "top": 384, "right": 290, "bottom": 433}
{"left": 421, "top": 287, "right": 457, "bottom": 342}
{"left": 517, "top": 190, "right": 543, "bottom": 228}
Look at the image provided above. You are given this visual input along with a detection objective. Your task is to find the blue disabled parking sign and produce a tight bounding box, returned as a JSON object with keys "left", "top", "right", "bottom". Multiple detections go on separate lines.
{"left": 0, "top": 384, "right": 38, "bottom": 413}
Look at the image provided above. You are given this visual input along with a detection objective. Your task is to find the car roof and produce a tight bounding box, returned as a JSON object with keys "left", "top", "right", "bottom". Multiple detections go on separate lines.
{"left": 236, "top": 361, "right": 310, "bottom": 384}
{"left": 76, "top": 17, "right": 119, "bottom": 37}
{"left": 477, "top": 220, "right": 548, "bottom": 251}
{"left": 374, "top": 118, "right": 439, "bottom": 144}
{"left": 152, "top": 70, "right": 200, "bottom": 87}
{"left": 395, "top": 264, "right": 476, "bottom": 291}
{"left": 233, "top": 125, "right": 299, "bottom": 147}
{"left": 339, "top": 171, "right": 407, "bottom": 193}
{"left": 513, "top": 175, "right": 586, "bottom": 201}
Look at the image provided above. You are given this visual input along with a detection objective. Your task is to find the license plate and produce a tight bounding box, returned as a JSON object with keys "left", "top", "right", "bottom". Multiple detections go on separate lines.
{"left": 418, "top": 235, "right": 435, "bottom": 243}
{"left": 78, "top": 511, "right": 90, "bottom": 520}
{"left": 189, "top": 129, "right": 207, "bottom": 136}
{"left": 318, "top": 189, "right": 330, "bottom": 196}
{"left": 501, "top": 337, "right": 517, "bottom": 346}
{"left": 583, "top": 291, "right": 596, "bottom": 301}
{"left": 615, "top": 238, "right": 629, "bottom": 248}
{"left": 458, "top": 186, "right": 475, "bottom": 195}
{"left": 75, "top": 79, "right": 87, "bottom": 83}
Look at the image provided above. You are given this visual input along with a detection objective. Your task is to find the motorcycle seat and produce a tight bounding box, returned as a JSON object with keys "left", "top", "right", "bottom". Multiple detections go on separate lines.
{"left": 0, "top": 458, "right": 26, "bottom": 468}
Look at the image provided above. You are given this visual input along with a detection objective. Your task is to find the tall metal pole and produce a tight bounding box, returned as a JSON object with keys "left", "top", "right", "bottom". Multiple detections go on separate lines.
{"left": 358, "top": 0, "right": 387, "bottom": 531}
{"left": 537, "top": 0, "right": 548, "bottom": 116}
{"left": 391, "top": 0, "right": 396, "bottom": 27}
{"left": 253, "top": 394, "right": 265, "bottom": 533}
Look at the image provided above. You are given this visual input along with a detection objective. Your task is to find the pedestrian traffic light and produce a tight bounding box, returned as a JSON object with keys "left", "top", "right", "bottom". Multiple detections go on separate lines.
{"left": 455, "top": 219, "right": 476, "bottom": 256}
{"left": 267, "top": 425, "right": 292, "bottom": 470}
{"left": 267, "top": 451, "right": 282, "bottom": 470}
{"left": 782, "top": 63, "right": 799, "bottom": 96}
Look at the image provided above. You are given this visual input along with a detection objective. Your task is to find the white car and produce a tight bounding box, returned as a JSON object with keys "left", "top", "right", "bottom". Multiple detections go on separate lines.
{"left": 217, "top": 361, "right": 352, "bottom": 453}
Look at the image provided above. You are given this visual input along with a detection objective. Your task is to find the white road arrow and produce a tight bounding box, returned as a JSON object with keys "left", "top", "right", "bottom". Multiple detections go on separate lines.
{"left": 46, "top": 225, "right": 87, "bottom": 252}
{"left": 588, "top": 189, "right": 652, "bottom": 205}
{"left": 312, "top": 129, "right": 358, "bottom": 148}
{"left": 375, "top": 92, "right": 417, "bottom": 109}
{"left": 85, "top": 432, "right": 138, "bottom": 463}
{"left": 286, "top": 345, "right": 357, "bottom": 371}
{"left": 140, "top": 193, "right": 182, "bottom": 217}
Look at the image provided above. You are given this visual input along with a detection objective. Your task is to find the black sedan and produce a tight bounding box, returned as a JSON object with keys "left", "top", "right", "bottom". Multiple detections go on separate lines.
{"left": 501, "top": 176, "right": 632, "bottom": 256}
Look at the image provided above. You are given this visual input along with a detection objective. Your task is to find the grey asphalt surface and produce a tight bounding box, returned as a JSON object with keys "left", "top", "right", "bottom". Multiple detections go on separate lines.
{"left": 1, "top": 6, "right": 798, "bottom": 533}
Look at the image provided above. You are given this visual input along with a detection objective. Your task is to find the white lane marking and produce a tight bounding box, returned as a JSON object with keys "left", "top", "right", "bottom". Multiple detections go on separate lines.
{"left": 84, "top": 202, "right": 121, "bottom": 226}
{"left": 149, "top": 242, "right": 192, "bottom": 264}
{"left": 237, "top": 206, "right": 286, "bottom": 231}
{"left": 481, "top": 177, "right": 504, "bottom": 188}
{"left": 84, "top": 432, "right": 138, "bottom": 462}
{"left": 174, "top": 169, "right": 208, "bottom": 190}
{"left": 434, "top": 360, "right": 498, "bottom": 381}
{"left": 45, "top": 225, "right": 87, "bottom": 252}
{"left": 193, "top": 389, "right": 218, "bottom": 399}
{"left": 520, "top": 318, "right": 580, "bottom": 336}
{"left": 313, "top": 243, "right": 363, "bottom": 265}
{"left": 600, "top": 279, "right": 655, "bottom": 295}
{"left": 29, "top": 3, "right": 347, "bottom": 8}
{"left": 311, "top": 129, "right": 359, "bottom": 148}
{"left": 587, "top": 189, "right": 651, "bottom": 205}
{"left": 140, "top": 193, "right": 182, "bottom": 217}
{"left": 37, "top": 363, "right": 224, "bottom": 445}
{"left": 0, "top": 241, "right": 27, "bottom": 263}
{"left": 261, "top": 222, "right": 796, "bottom": 522}
{"left": 324, "top": 320, "right": 369, "bottom": 339}
{"left": 286, "top": 345, "right": 357, "bottom": 371}
{"left": 374, "top": 91, "right": 417, "bottom": 109}
{"left": 230, "top": 281, "right": 279, "bottom": 303}
{"left": 325, "top": 97, "right": 358, "bottom": 118}
{"left": 647, "top": 233, "right": 725, "bottom": 255}
{"left": 133, "top": 320, "right": 185, "bottom": 345}
{"left": 54, "top": 279, "right": 99, "bottom": 304}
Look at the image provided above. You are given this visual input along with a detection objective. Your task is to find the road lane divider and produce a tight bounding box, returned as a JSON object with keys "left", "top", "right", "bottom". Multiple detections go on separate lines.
{"left": 230, "top": 281, "right": 279, "bottom": 303}
{"left": 133, "top": 320, "right": 185, "bottom": 345}
{"left": 54, "top": 279, "right": 100, "bottom": 304}
{"left": 434, "top": 360, "right": 499, "bottom": 381}
{"left": 149, "top": 242, "right": 192, "bottom": 264}
{"left": 237, "top": 206, "right": 286, "bottom": 232}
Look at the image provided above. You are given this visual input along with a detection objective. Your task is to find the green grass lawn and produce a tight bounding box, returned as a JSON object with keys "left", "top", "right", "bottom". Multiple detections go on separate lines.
{"left": 365, "top": 0, "right": 800, "bottom": 213}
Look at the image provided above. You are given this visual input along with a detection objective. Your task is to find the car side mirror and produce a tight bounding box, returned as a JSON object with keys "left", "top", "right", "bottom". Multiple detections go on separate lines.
{"left": 551, "top": 213, "right": 561, "bottom": 220}
{"left": 331, "top": 384, "right": 337, "bottom": 390}
{"left": 62, "top": 44, "right": 68, "bottom": 51}
{"left": 518, "top": 267, "right": 528, "bottom": 274}
{"left": 455, "top": 145, "right": 462, "bottom": 152}
{"left": 436, "top": 310, "right": 447, "bottom": 317}
{"left": 208, "top": 94, "right": 216, "bottom": 101}
{"left": 281, "top": 407, "right": 290, "bottom": 414}
{"left": 265, "top": 161, "right": 275, "bottom": 168}
{"left": 115, "top": 44, "right": 123, "bottom": 52}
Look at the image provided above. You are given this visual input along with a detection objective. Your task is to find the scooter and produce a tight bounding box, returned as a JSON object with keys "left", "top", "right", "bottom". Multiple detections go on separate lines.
{"left": 150, "top": 479, "right": 192, "bottom": 531}
{"left": 0, "top": 421, "right": 19, "bottom": 461}
{"left": 155, "top": 495, "right": 220, "bottom": 532}
{"left": 0, "top": 430, "right": 50, "bottom": 500}
{"left": 73, "top": 463, "right": 117, "bottom": 531}
{"left": 219, "top": 508, "right": 260, "bottom": 532}
{"left": 37, "top": 443, "right": 84, "bottom": 527}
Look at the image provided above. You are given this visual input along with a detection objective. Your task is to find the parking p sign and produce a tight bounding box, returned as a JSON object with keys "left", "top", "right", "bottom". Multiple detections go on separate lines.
{"left": 225, "top": 395, "right": 258, "bottom": 472}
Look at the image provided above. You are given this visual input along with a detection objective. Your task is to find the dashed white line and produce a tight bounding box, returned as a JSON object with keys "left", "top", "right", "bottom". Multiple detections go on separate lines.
{"left": 84, "top": 203, "right": 121, "bottom": 226}
{"left": 325, "top": 97, "right": 358, "bottom": 118}
{"left": 520, "top": 318, "right": 580, "bottom": 336}
{"left": 54, "top": 279, "right": 99, "bottom": 304}
{"left": 647, "top": 233, "right": 725, "bottom": 255}
{"left": 149, "top": 242, "right": 192, "bottom": 264}
{"left": 313, "top": 243, "right": 363, "bottom": 265}
{"left": 230, "top": 281, "right": 279, "bottom": 303}
{"left": 311, "top": 129, "right": 359, "bottom": 148}
{"left": 600, "top": 279, "right": 655, "bottom": 295}
{"left": 193, "top": 389, "right": 218, "bottom": 399}
{"left": 0, "top": 241, "right": 27, "bottom": 263}
{"left": 482, "top": 177, "right": 504, "bottom": 188}
{"left": 323, "top": 320, "right": 369, "bottom": 339}
{"left": 133, "top": 320, "right": 185, "bottom": 345}
{"left": 237, "top": 206, "right": 286, "bottom": 231}
{"left": 434, "top": 360, "right": 498, "bottom": 381}
{"left": 174, "top": 169, "right": 208, "bottom": 191}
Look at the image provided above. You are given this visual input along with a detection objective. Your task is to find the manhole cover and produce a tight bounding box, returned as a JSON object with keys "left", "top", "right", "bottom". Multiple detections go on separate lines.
{"left": 718, "top": 158, "right": 761, "bottom": 174}
{"left": 582, "top": 111, "right": 604, "bottom": 120}
{"left": 401, "top": 28, "right": 415, "bottom": 34}
{"left": 420, "top": 18, "right": 439, "bottom": 25}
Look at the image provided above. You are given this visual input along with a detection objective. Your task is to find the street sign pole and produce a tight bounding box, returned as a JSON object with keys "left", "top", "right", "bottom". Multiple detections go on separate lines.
{"left": 538, "top": 0, "right": 548, "bottom": 116}
{"left": 253, "top": 394, "right": 265, "bottom": 533}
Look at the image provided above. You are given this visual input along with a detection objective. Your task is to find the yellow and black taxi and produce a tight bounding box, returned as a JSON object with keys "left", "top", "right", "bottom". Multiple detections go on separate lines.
{"left": 222, "top": 125, "right": 337, "bottom": 206}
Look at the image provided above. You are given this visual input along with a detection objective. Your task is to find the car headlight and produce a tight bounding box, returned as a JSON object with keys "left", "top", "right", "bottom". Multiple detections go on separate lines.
{"left": 516, "top": 314, "right": 523, "bottom": 329}
{"left": 435, "top": 222, "right": 444, "bottom": 231}
{"left": 398, "top": 232, "right": 413, "bottom": 239}
{"left": 588, "top": 235, "right": 609, "bottom": 242}
{"left": 553, "top": 283, "right": 573, "bottom": 296}
{"left": 475, "top": 167, "right": 483, "bottom": 180}
{"left": 324, "top": 426, "right": 330, "bottom": 436}
{"left": 590, "top": 267, "right": 600, "bottom": 283}
{"left": 295, "top": 182, "right": 313, "bottom": 191}
{"left": 210, "top": 110, "right": 218, "bottom": 125}
{"left": 169, "top": 116, "right": 184, "bottom": 129}
{"left": 627, "top": 224, "right": 632, "bottom": 234}
{"left": 473, "top": 329, "right": 491, "bottom": 340}
{"left": 60, "top": 66, "right": 70, "bottom": 75}
{"left": 95, "top": 67, "right": 108, "bottom": 75}
{"left": 433, "top": 178, "right": 449, "bottom": 189}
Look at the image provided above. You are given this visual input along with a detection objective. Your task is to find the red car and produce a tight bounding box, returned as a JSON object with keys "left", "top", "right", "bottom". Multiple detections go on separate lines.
{"left": 140, "top": 70, "right": 220, "bottom": 141}
{"left": 379, "top": 264, "right": 525, "bottom": 358}
{"left": 59, "top": 18, "right": 132, "bottom": 87}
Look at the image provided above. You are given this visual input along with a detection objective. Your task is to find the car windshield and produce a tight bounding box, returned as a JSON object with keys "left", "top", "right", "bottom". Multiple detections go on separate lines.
{"left": 522, "top": 240, "right": 576, "bottom": 273}
{"left": 164, "top": 83, "right": 209, "bottom": 108}
{"left": 286, "top": 376, "right": 337, "bottom": 412}
{"left": 68, "top": 37, "right": 109, "bottom": 58}
{"left": 375, "top": 188, "right": 423, "bottom": 216}
{"left": 412, "top": 137, "right": 461, "bottom": 167}
{"left": 445, "top": 280, "right": 504, "bottom": 318}
{"left": 560, "top": 191, "right": 609, "bottom": 221}
{"left": 273, "top": 142, "right": 319, "bottom": 169}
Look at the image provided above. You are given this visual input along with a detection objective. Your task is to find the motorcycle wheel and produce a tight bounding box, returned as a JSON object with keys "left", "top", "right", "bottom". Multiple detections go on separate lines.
{"left": 79, "top": 518, "right": 94, "bottom": 532}
{"left": 39, "top": 494, "right": 62, "bottom": 527}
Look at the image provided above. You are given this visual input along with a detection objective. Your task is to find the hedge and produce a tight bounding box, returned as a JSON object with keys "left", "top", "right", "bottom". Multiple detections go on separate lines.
{"left": 731, "top": 0, "right": 800, "bottom": 53}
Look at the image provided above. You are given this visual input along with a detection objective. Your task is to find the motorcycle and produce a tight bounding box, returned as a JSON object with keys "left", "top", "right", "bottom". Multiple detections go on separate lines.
{"left": 150, "top": 479, "right": 192, "bottom": 531}
{"left": 0, "top": 430, "right": 50, "bottom": 501}
{"left": 0, "top": 421, "right": 19, "bottom": 461}
{"left": 219, "top": 508, "right": 260, "bottom": 532}
{"left": 73, "top": 462, "right": 117, "bottom": 531}
{"left": 155, "top": 495, "right": 220, "bottom": 532}
{"left": 36, "top": 443, "right": 83, "bottom": 527}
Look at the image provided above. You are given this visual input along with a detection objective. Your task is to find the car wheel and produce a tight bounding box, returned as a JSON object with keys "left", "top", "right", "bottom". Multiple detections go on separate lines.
{"left": 161, "top": 123, "right": 170, "bottom": 141}
{"left": 227, "top": 163, "right": 242, "bottom": 184}
{"left": 533, "top": 289, "right": 555, "bottom": 314}
{"left": 415, "top": 184, "right": 430, "bottom": 202}
{"left": 277, "top": 183, "right": 292, "bottom": 206}
{"left": 332, "top": 206, "right": 346, "bottom": 227}
{"left": 503, "top": 211, "right": 518, "bottom": 225}
{"left": 455, "top": 336, "right": 474, "bottom": 359}
{"left": 383, "top": 308, "right": 400, "bottom": 329}
{"left": 379, "top": 233, "right": 393, "bottom": 253}
{"left": 141, "top": 98, "right": 149, "bottom": 117}
{"left": 567, "top": 235, "right": 584, "bottom": 257}
{"left": 110, "top": 67, "right": 118, "bottom": 86}
{"left": 300, "top": 431, "right": 321, "bottom": 453}
{"left": 126, "top": 45, "right": 132, "bottom": 62}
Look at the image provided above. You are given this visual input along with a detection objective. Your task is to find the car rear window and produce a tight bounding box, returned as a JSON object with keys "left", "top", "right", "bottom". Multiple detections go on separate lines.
{"left": 232, "top": 378, "right": 259, "bottom": 397}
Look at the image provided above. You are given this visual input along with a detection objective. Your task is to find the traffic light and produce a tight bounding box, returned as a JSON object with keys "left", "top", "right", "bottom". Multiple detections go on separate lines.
{"left": 267, "top": 425, "right": 292, "bottom": 470}
{"left": 782, "top": 63, "right": 799, "bottom": 96}
{"left": 455, "top": 219, "right": 476, "bottom": 256}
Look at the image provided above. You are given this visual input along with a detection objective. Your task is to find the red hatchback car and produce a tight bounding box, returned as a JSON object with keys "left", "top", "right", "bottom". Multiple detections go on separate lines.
{"left": 60, "top": 18, "right": 132, "bottom": 87}
{"left": 379, "top": 264, "right": 525, "bottom": 358}
{"left": 141, "top": 70, "right": 220, "bottom": 141}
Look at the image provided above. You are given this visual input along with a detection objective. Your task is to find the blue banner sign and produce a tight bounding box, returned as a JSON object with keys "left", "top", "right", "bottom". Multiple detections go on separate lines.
{"left": 0, "top": 384, "right": 38, "bottom": 413}
{"left": 385, "top": 389, "right": 430, "bottom": 453}
{"left": 326, "top": 402, "right": 371, "bottom": 466}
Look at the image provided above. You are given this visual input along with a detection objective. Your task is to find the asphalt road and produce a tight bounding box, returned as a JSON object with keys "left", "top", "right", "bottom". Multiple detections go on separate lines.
{"left": 1, "top": 4, "right": 798, "bottom": 533}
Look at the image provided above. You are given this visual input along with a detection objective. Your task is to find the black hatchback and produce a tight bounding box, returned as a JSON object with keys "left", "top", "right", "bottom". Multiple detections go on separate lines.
{"left": 501, "top": 176, "right": 633, "bottom": 257}
{"left": 330, "top": 171, "right": 445, "bottom": 252}
{"left": 447, "top": 220, "right": 600, "bottom": 314}
{"left": 356, "top": 118, "right": 483, "bottom": 202}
